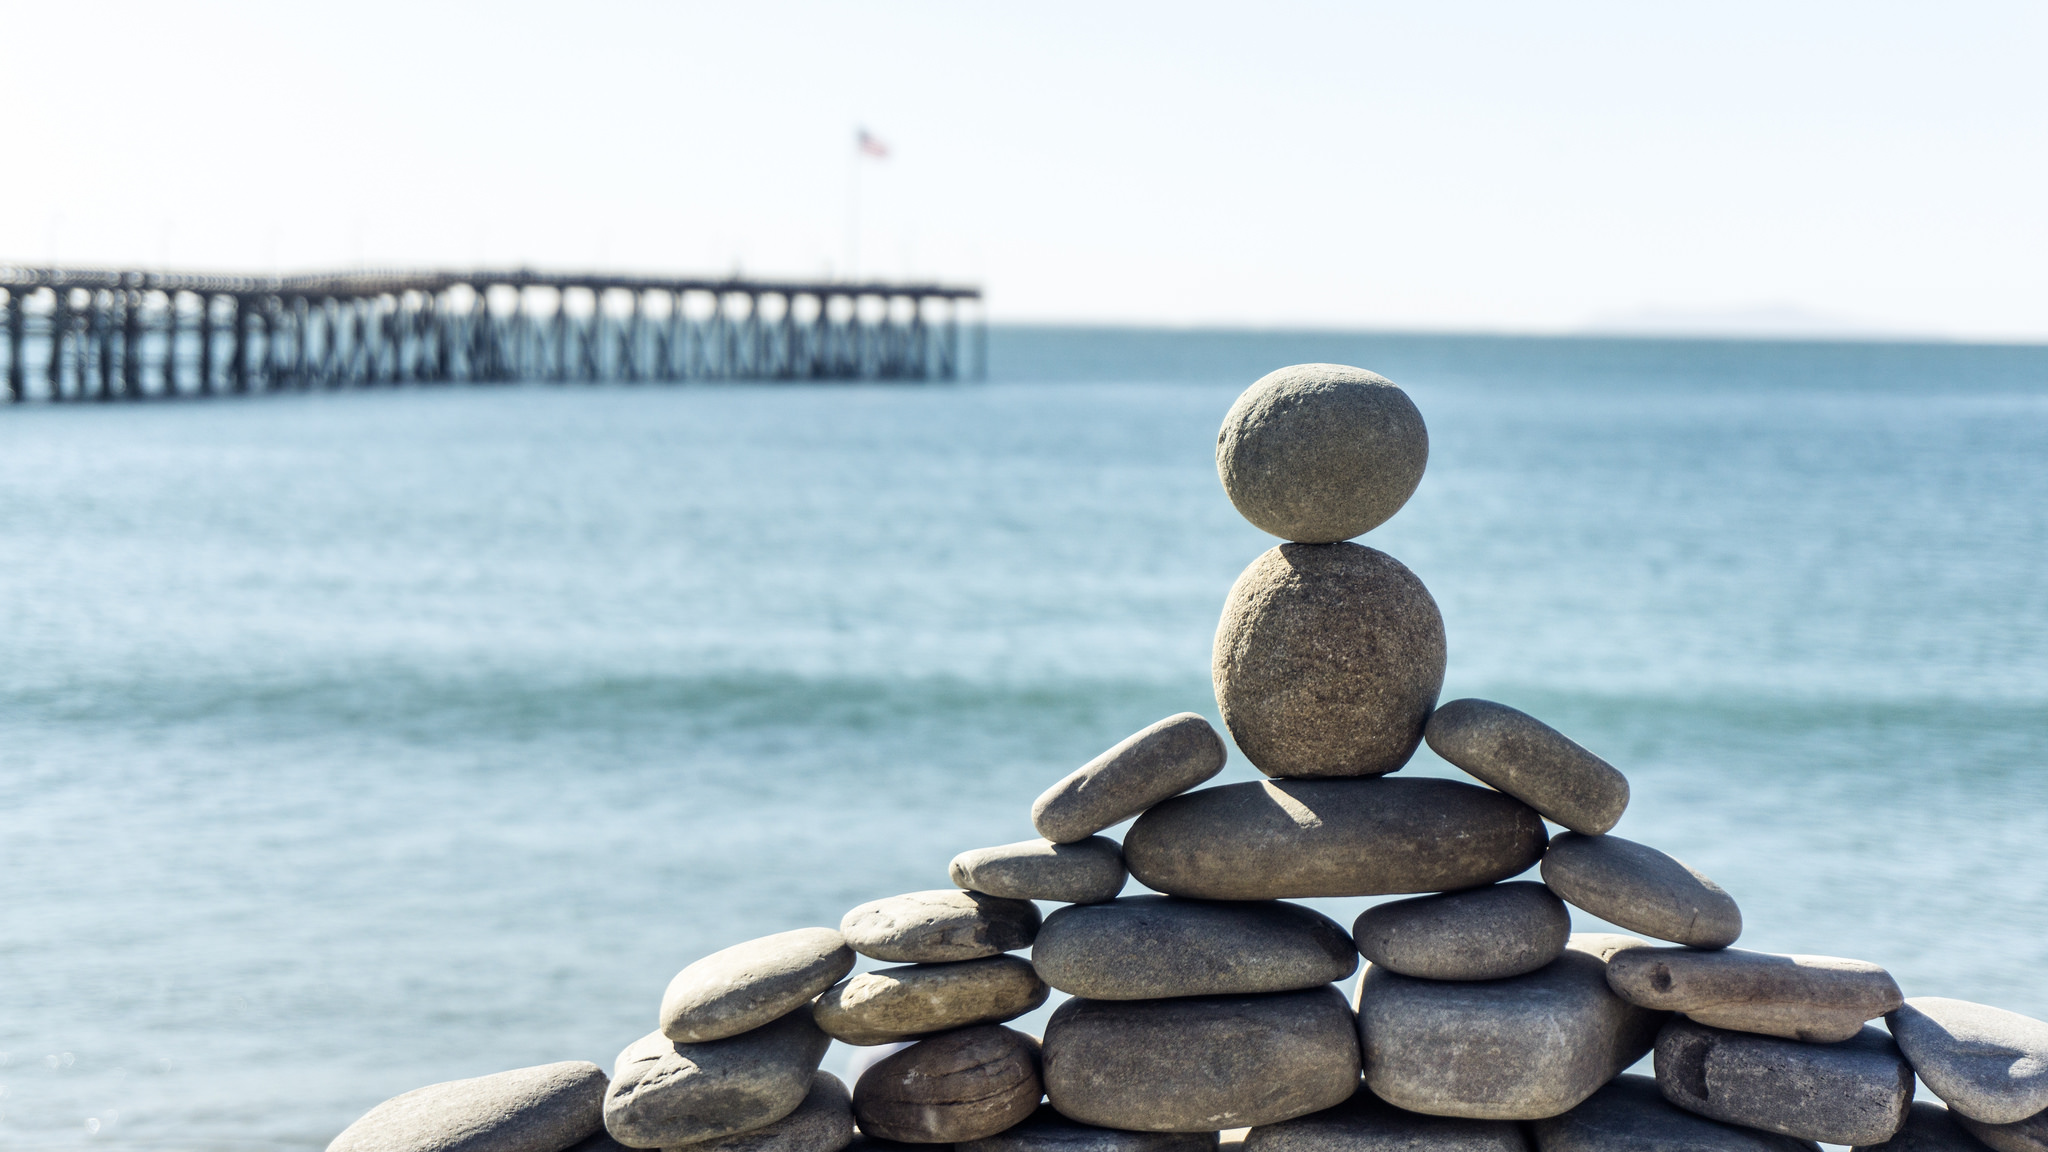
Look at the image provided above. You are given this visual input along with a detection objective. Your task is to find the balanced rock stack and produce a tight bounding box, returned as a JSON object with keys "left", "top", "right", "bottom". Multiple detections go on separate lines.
{"left": 328, "top": 364, "right": 2048, "bottom": 1152}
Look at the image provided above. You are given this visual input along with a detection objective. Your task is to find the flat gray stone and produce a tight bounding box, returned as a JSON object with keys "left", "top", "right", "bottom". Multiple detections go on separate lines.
{"left": 1357, "top": 933, "right": 1665, "bottom": 1120}
{"left": 814, "top": 955, "right": 1049, "bottom": 1045}
{"left": 1606, "top": 947, "right": 1902, "bottom": 1043}
{"left": 687, "top": 1074, "right": 856, "bottom": 1152}
{"left": 1856, "top": 1102, "right": 2005, "bottom": 1152}
{"left": 952, "top": 838, "right": 1128, "bottom": 905}
{"left": 1654, "top": 1018, "right": 1912, "bottom": 1145}
{"left": 1244, "top": 1087, "right": 1529, "bottom": 1152}
{"left": 1540, "top": 833, "right": 1742, "bottom": 949}
{"left": 1215, "top": 363, "right": 1428, "bottom": 545}
{"left": 1033, "top": 714, "right": 1228, "bottom": 843}
{"left": 852, "top": 1025, "right": 1043, "bottom": 1143}
{"left": 1125, "top": 777, "right": 1545, "bottom": 900}
{"left": 1889, "top": 998, "right": 2048, "bottom": 1125}
{"left": 603, "top": 1012, "right": 832, "bottom": 1148}
{"left": 960, "top": 1104, "right": 1219, "bottom": 1152}
{"left": 1212, "top": 543, "right": 1445, "bottom": 778}
{"left": 1042, "top": 984, "right": 1361, "bottom": 1132}
{"left": 1353, "top": 881, "right": 1570, "bottom": 981}
{"left": 329, "top": 1061, "right": 607, "bottom": 1152}
{"left": 1424, "top": 700, "right": 1629, "bottom": 836}
{"left": 662, "top": 928, "right": 858, "bottom": 1043}
{"left": 1033, "top": 896, "right": 1357, "bottom": 999}
{"left": 841, "top": 890, "right": 1041, "bottom": 963}
{"left": 1530, "top": 1074, "right": 1821, "bottom": 1152}
{"left": 1959, "top": 1107, "right": 2048, "bottom": 1152}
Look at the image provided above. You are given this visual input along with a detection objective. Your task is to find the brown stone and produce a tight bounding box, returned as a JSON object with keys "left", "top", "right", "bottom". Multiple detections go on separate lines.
{"left": 1352, "top": 881, "right": 1570, "bottom": 982}
{"left": 328, "top": 1061, "right": 608, "bottom": 1152}
{"left": 951, "top": 838, "right": 1128, "bottom": 905}
{"left": 852, "top": 1026, "right": 1043, "bottom": 1143}
{"left": 1605, "top": 947, "right": 1902, "bottom": 1043}
{"left": 1033, "top": 714, "right": 1228, "bottom": 843}
{"left": 1423, "top": 699, "right": 1629, "bottom": 836}
{"left": 840, "top": 891, "right": 1041, "bottom": 964}
{"left": 1243, "top": 1087, "right": 1529, "bottom": 1152}
{"left": 813, "top": 956, "right": 1049, "bottom": 1046}
{"left": 1032, "top": 896, "right": 1357, "bottom": 999}
{"left": 1540, "top": 833, "right": 1742, "bottom": 949}
{"left": 1653, "top": 1018, "right": 1913, "bottom": 1146}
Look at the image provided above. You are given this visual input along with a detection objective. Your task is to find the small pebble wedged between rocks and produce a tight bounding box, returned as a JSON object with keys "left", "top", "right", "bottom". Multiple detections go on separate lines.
{"left": 603, "top": 1012, "right": 831, "bottom": 1149}
{"left": 1654, "top": 1018, "right": 1913, "bottom": 1146}
{"left": 1243, "top": 1086, "right": 1530, "bottom": 1152}
{"left": 1959, "top": 1107, "right": 2048, "bottom": 1152}
{"left": 684, "top": 1073, "right": 856, "bottom": 1152}
{"left": 1540, "top": 833, "right": 1742, "bottom": 949}
{"left": 840, "top": 890, "right": 1041, "bottom": 964}
{"left": 1032, "top": 896, "right": 1357, "bottom": 1000}
{"left": 852, "top": 1025, "right": 1043, "bottom": 1143}
{"left": 328, "top": 1060, "right": 608, "bottom": 1152}
{"left": 1605, "top": 947, "right": 1902, "bottom": 1042}
{"left": 1854, "top": 1102, "right": 2006, "bottom": 1152}
{"left": 1424, "top": 699, "right": 1629, "bottom": 836}
{"left": 1033, "top": 713, "right": 1227, "bottom": 844}
{"left": 1353, "top": 881, "right": 1569, "bottom": 982}
{"left": 1889, "top": 998, "right": 2048, "bottom": 1125}
{"left": 662, "top": 928, "right": 857, "bottom": 1043}
{"left": 959, "top": 1103, "right": 1219, "bottom": 1152}
{"left": 1125, "top": 777, "right": 1545, "bottom": 901}
{"left": 951, "top": 838, "right": 1128, "bottom": 905}
{"left": 814, "top": 956, "right": 1049, "bottom": 1045}
{"left": 1529, "top": 1074, "right": 1821, "bottom": 1152}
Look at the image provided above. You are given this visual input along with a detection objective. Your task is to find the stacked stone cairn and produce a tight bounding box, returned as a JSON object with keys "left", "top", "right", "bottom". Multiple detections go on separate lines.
{"left": 329, "top": 364, "right": 2048, "bottom": 1152}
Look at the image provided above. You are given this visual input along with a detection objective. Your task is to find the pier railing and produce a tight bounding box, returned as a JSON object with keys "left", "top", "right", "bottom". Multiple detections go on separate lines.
{"left": 0, "top": 267, "right": 983, "bottom": 401}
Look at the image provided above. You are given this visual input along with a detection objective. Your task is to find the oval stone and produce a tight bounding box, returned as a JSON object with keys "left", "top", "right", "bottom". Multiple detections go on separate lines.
{"left": 1540, "top": 833, "right": 1742, "bottom": 949}
{"left": 329, "top": 1060, "right": 608, "bottom": 1152}
{"left": 952, "top": 837, "right": 1128, "bottom": 905}
{"left": 1959, "top": 1107, "right": 2048, "bottom": 1152}
{"left": 662, "top": 927, "right": 858, "bottom": 1043}
{"left": 1530, "top": 1074, "right": 1821, "bottom": 1152}
{"left": 603, "top": 1012, "right": 832, "bottom": 1148}
{"left": 1888, "top": 998, "right": 2048, "bottom": 1125}
{"left": 1125, "top": 778, "right": 1545, "bottom": 900}
{"left": 814, "top": 955, "right": 1049, "bottom": 1046}
{"left": 1215, "top": 363, "right": 1429, "bottom": 545}
{"left": 1855, "top": 1103, "right": 2000, "bottom": 1152}
{"left": 1654, "top": 1019, "right": 1913, "bottom": 1146}
{"left": 852, "top": 1025, "right": 1043, "bottom": 1143}
{"left": 1212, "top": 543, "right": 1445, "bottom": 778}
{"left": 1353, "top": 881, "right": 1570, "bottom": 982}
{"left": 1033, "top": 896, "right": 1357, "bottom": 1000}
{"left": 1605, "top": 947, "right": 1902, "bottom": 1043}
{"left": 960, "top": 1103, "right": 1220, "bottom": 1152}
{"left": 1244, "top": 1087, "right": 1529, "bottom": 1152}
{"left": 1033, "top": 713, "right": 1228, "bottom": 843}
{"left": 1424, "top": 700, "right": 1630, "bottom": 836}
{"left": 686, "top": 1074, "right": 856, "bottom": 1152}
{"left": 840, "top": 890, "right": 1041, "bottom": 963}
{"left": 1041, "top": 985, "right": 1361, "bottom": 1132}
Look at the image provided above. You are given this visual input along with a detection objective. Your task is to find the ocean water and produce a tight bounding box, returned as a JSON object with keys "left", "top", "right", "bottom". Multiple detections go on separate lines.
{"left": 1, "top": 329, "right": 2045, "bottom": 1150}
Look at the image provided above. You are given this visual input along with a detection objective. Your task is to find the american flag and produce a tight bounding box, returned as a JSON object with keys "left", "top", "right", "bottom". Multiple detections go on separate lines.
{"left": 857, "top": 129, "right": 890, "bottom": 159}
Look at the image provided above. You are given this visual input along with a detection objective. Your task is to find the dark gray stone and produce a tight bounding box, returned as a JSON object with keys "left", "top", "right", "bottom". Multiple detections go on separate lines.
{"left": 562, "top": 1130, "right": 632, "bottom": 1152}
{"left": 603, "top": 1012, "right": 832, "bottom": 1149}
{"left": 1606, "top": 947, "right": 1902, "bottom": 1043}
{"left": 1211, "top": 543, "right": 1445, "bottom": 779}
{"left": 1959, "top": 1107, "right": 2048, "bottom": 1152}
{"left": 840, "top": 891, "right": 1041, "bottom": 964}
{"left": 1424, "top": 700, "right": 1629, "bottom": 836}
{"left": 1032, "top": 896, "right": 1357, "bottom": 1000}
{"left": 1352, "top": 881, "right": 1570, "bottom": 982}
{"left": 1890, "top": 998, "right": 2048, "bottom": 1125}
{"left": 662, "top": 928, "right": 858, "bottom": 1043}
{"left": 1540, "top": 833, "right": 1742, "bottom": 949}
{"left": 959, "top": 1104, "right": 1218, "bottom": 1152}
{"left": 1530, "top": 1074, "right": 1821, "bottom": 1152}
{"left": 1214, "top": 363, "right": 1429, "bottom": 545}
{"left": 1654, "top": 1018, "right": 1913, "bottom": 1146}
{"left": 1857, "top": 1102, "right": 2006, "bottom": 1152}
{"left": 1125, "top": 777, "right": 1544, "bottom": 901}
{"left": 951, "top": 838, "right": 1128, "bottom": 905}
{"left": 1041, "top": 985, "right": 1361, "bottom": 1132}
{"left": 687, "top": 1074, "right": 856, "bottom": 1152}
{"left": 1356, "top": 933, "right": 1665, "bottom": 1120}
{"left": 852, "top": 1026, "right": 1043, "bottom": 1143}
{"left": 328, "top": 1061, "right": 608, "bottom": 1152}
{"left": 814, "top": 956, "right": 1049, "bottom": 1046}
{"left": 1033, "top": 714, "right": 1228, "bottom": 843}
{"left": 1243, "top": 1087, "right": 1528, "bottom": 1152}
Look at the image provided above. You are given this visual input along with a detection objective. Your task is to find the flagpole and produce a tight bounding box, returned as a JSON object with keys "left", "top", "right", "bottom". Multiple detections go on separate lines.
{"left": 846, "top": 135, "right": 861, "bottom": 282}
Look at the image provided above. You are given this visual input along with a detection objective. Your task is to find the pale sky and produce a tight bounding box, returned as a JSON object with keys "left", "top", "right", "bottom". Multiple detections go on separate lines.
{"left": 3, "top": 1, "right": 2044, "bottom": 338}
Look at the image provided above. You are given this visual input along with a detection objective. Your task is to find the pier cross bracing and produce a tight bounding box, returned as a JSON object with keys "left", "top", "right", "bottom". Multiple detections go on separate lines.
{"left": 0, "top": 267, "right": 984, "bottom": 401}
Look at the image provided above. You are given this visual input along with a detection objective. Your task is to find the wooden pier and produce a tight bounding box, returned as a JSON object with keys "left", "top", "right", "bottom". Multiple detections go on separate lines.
{"left": 0, "top": 266, "right": 983, "bottom": 401}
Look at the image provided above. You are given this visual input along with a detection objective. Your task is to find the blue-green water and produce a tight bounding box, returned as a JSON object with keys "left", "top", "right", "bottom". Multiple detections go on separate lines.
{"left": 2, "top": 330, "right": 2045, "bottom": 1150}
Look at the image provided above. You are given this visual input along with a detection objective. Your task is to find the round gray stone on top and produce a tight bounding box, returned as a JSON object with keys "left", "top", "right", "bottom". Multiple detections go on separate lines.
{"left": 1654, "top": 1018, "right": 1912, "bottom": 1146}
{"left": 1855, "top": 1102, "right": 2008, "bottom": 1152}
{"left": 1605, "top": 946, "right": 1902, "bottom": 1043}
{"left": 1212, "top": 543, "right": 1445, "bottom": 779}
{"left": 1124, "top": 777, "right": 1545, "bottom": 900}
{"left": 1033, "top": 713, "right": 1227, "bottom": 844}
{"left": 840, "top": 890, "right": 1041, "bottom": 963}
{"left": 1243, "top": 1086, "right": 1529, "bottom": 1152}
{"left": 1032, "top": 896, "right": 1357, "bottom": 1000}
{"left": 1530, "top": 1074, "right": 1821, "bottom": 1152}
{"left": 1353, "top": 881, "right": 1570, "bottom": 982}
{"left": 1959, "top": 1106, "right": 2048, "bottom": 1152}
{"left": 328, "top": 1060, "right": 608, "bottom": 1152}
{"left": 1540, "top": 832, "right": 1742, "bottom": 949}
{"left": 661, "top": 927, "right": 857, "bottom": 1043}
{"left": 1889, "top": 998, "right": 2048, "bottom": 1125}
{"left": 603, "top": 1011, "right": 832, "bottom": 1149}
{"left": 960, "top": 1103, "right": 1219, "bottom": 1152}
{"left": 1424, "top": 699, "right": 1629, "bottom": 836}
{"left": 814, "top": 955, "right": 1049, "bottom": 1046}
{"left": 687, "top": 1074, "right": 856, "bottom": 1152}
{"left": 1215, "top": 363, "right": 1429, "bottom": 544}
{"left": 853, "top": 1025, "right": 1043, "bottom": 1143}
{"left": 952, "top": 837, "right": 1128, "bottom": 905}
